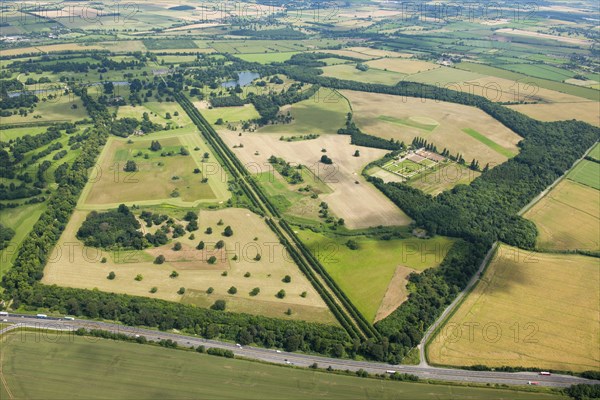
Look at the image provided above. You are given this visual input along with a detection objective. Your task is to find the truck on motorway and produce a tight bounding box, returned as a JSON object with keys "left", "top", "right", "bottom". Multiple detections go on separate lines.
{"left": 64, "top": 316, "right": 75, "bottom": 321}
{"left": 0, "top": 311, "right": 8, "bottom": 316}
{"left": 539, "top": 371, "right": 551, "bottom": 376}
{"left": 386, "top": 370, "right": 396, "bottom": 374}
{"left": 36, "top": 314, "right": 48, "bottom": 319}
{"left": 528, "top": 381, "right": 540, "bottom": 385}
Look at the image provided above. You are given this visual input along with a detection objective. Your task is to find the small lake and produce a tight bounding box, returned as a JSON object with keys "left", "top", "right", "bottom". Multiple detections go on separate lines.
{"left": 221, "top": 71, "right": 260, "bottom": 88}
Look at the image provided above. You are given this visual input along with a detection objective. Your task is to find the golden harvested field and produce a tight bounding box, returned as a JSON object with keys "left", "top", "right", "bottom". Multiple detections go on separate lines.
{"left": 525, "top": 179, "right": 599, "bottom": 251}
{"left": 428, "top": 245, "right": 600, "bottom": 372}
{"left": 366, "top": 58, "right": 439, "bottom": 74}
{"left": 312, "top": 49, "right": 374, "bottom": 60}
{"left": 0, "top": 43, "right": 105, "bottom": 57}
{"left": 321, "top": 64, "right": 404, "bottom": 86}
{"left": 42, "top": 208, "right": 335, "bottom": 324}
{"left": 347, "top": 47, "right": 413, "bottom": 59}
{"left": 508, "top": 102, "right": 600, "bottom": 127}
{"left": 79, "top": 132, "right": 230, "bottom": 208}
{"left": 343, "top": 90, "right": 522, "bottom": 166}
{"left": 219, "top": 130, "right": 412, "bottom": 229}
{"left": 374, "top": 266, "right": 417, "bottom": 322}
{"left": 495, "top": 28, "right": 592, "bottom": 46}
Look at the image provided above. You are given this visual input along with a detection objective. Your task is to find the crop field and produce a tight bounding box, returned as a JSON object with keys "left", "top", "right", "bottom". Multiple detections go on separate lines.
{"left": 507, "top": 103, "right": 600, "bottom": 127}
{"left": 221, "top": 131, "right": 412, "bottom": 229}
{"left": 42, "top": 208, "right": 333, "bottom": 323}
{"left": 320, "top": 64, "right": 404, "bottom": 86}
{"left": 79, "top": 132, "right": 230, "bottom": 207}
{"left": 428, "top": 244, "right": 600, "bottom": 372}
{"left": 567, "top": 160, "right": 600, "bottom": 190}
{"left": 297, "top": 229, "right": 455, "bottom": 322}
{"left": 455, "top": 62, "right": 599, "bottom": 102}
{"left": 343, "top": 90, "right": 522, "bottom": 166}
{"left": 259, "top": 88, "right": 351, "bottom": 135}
{"left": 525, "top": 179, "right": 599, "bottom": 251}
{"left": 0, "top": 332, "right": 564, "bottom": 400}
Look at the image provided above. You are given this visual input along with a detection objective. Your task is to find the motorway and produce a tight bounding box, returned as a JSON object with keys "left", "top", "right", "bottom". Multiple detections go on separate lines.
{"left": 2, "top": 314, "right": 598, "bottom": 389}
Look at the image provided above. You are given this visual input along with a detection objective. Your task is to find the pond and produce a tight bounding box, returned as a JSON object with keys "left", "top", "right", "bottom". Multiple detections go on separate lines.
{"left": 221, "top": 71, "right": 260, "bottom": 88}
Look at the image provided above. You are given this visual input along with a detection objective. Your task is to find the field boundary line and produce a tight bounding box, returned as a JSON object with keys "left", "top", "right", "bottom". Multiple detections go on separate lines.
{"left": 518, "top": 141, "right": 599, "bottom": 216}
{"left": 419, "top": 242, "right": 499, "bottom": 367}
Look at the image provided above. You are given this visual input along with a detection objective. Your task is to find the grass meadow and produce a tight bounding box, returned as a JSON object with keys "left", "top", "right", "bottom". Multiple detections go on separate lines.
{"left": 0, "top": 332, "right": 566, "bottom": 400}
{"left": 297, "top": 229, "right": 455, "bottom": 322}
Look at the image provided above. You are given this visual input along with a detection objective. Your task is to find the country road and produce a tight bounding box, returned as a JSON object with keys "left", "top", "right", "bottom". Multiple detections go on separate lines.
{"left": 418, "top": 242, "right": 499, "bottom": 367}
{"left": 2, "top": 314, "right": 598, "bottom": 389}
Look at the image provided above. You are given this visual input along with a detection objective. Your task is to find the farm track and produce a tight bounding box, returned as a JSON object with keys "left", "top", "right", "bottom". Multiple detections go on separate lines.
{"left": 176, "top": 94, "right": 378, "bottom": 341}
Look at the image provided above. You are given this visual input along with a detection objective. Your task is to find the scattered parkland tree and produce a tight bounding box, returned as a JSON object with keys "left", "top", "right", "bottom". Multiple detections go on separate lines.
{"left": 208, "top": 256, "right": 217, "bottom": 264}
{"left": 206, "top": 287, "right": 214, "bottom": 294}
{"left": 178, "top": 287, "right": 186, "bottom": 295}
{"left": 173, "top": 242, "right": 182, "bottom": 251}
{"left": 320, "top": 155, "right": 333, "bottom": 165}
{"left": 353, "top": 150, "right": 360, "bottom": 157}
{"left": 215, "top": 240, "right": 225, "bottom": 249}
{"left": 170, "top": 271, "right": 179, "bottom": 278}
{"left": 196, "top": 241, "right": 205, "bottom": 250}
{"left": 276, "top": 289, "right": 286, "bottom": 299}
{"left": 154, "top": 255, "right": 165, "bottom": 264}
{"left": 149, "top": 140, "right": 162, "bottom": 151}
{"left": 107, "top": 271, "right": 116, "bottom": 280}
{"left": 123, "top": 160, "right": 138, "bottom": 172}
{"left": 228, "top": 286, "right": 237, "bottom": 295}
{"left": 223, "top": 226, "right": 233, "bottom": 237}
{"left": 135, "top": 274, "right": 143, "bottom": 281}
{"left": 282, "top": 275, "right": 291, "bottom": 283}
{"left": 205, "top": 227, "right": 213, "bottom": 234}
{"left": 211, "top": 300, "right": 226, "bottom": 310}
{"left": 150, "top": 287, "right": 158, "bottom": 293}
{"left": 250, "top": 287, "right": 260, "bottom": 296}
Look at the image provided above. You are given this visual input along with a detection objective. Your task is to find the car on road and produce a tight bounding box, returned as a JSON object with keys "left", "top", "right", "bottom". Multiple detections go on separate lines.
{"left": 276, "top": 350, "right": 281, "bottom": 353}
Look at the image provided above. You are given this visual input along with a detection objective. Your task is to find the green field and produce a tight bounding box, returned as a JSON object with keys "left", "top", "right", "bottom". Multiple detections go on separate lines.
{"left": 462, "top": 128, "right": 516, "bottom": 158}
{"left": 0, "top": 203, "right": 46, "bottom": 278}
{"left": 236, "top": 52, "right": 300, "bottom": 64}
{"left": 0, "top": 332, "right": 566, "bottom": 400}
{"left": 297, "top": 230, "right": 455, "bottom": 322}
{"left": 259, "top": 88, "right": 351, "bottom": 135}
{"left": 567, "top": 159, "right": 600, "bottom": 190}
{"left": 378, "top": 115, "right": 438, "bottom": 132}
{"left": 142, "top": 39, "right": 198, "bottom": 50}
{"left": 0, "top": 126, "right": 49, "bottom": 141}
{"left": 202, "top": 104, "right": 261, "bottom": 125}
{"left": 588, "top": 143, "right": 600, "bottom": 161}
